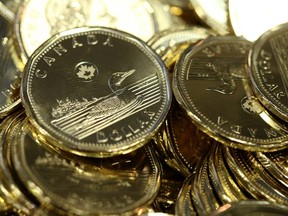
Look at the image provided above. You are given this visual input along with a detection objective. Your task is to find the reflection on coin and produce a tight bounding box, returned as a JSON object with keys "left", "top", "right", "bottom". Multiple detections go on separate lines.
{"left": 173, "top": 36, "right": 288, "bottom": 151}
{"left": 212, "top": 200, "right": 288, "bottom": 216}
{"left": 10, "top": 118, "right": 161, "bottom": 215}
{"left": 0, "top": 17, "right": 21, "bottom": 119}
{"left": 14, "top": 0, "right": 177, "bottom": 62}
{"left": 189, "top": 0, "right": 231, "bottom": 35}
{"left": 249, "top": 22, "right": 288, "bottom": 122}
{"left": 21, "top": 27, "right": 171, "bottom": 157}
{"left": 229, "top": 0, "right": 288, "bottom": 42}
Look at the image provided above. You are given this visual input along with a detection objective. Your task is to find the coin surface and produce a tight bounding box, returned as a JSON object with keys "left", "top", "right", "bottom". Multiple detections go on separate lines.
{"left": 21, "top": 27, "right": 171, "bottom": 157}
{"left": 189, "top": 0, "right": 230, "bottom": 35}
{"left": 14, "top": 0, "right": 177, "bottom": 62}
{"left": 0, "top": 17, "right": 21, "bottom": 119}
{"left": 10, "top": 118, "right": 161, "bottom": 215}
{"left": 229, "top": 0, "right": 288, "bottom": 42}
{"left": 173, "top": 36, "right": 288, "bottom": 151}
{"left": 249, "top": 22, "right": 288, "bottom": 122}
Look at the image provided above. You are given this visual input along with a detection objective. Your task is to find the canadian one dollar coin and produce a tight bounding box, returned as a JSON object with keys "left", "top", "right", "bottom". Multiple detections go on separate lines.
{"left": 21, "top": 27, "right": 171, "bottom": 157}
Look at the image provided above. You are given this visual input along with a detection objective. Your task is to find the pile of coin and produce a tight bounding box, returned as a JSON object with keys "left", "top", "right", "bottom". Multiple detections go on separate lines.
{"left": 0, "top": 0, "right": 288, "bottom": 215}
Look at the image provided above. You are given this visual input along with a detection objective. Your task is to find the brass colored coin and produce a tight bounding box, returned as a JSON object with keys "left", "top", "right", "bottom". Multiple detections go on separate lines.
{"left": 173, "top": 36, "right": 288, "bottom": 151}
{"left": 224, "top": 147, "right": 288, "bottom": 206}
{"left": 167, "top": 99, "right": 212, "bottom": 171}
{"left": 21, "top": 27, "right": 171, "bottom": 157}
{"left": 208, "top": 143, "right": 247, "bottom": 204}
{"left": 175, "top": 174, "right": 197, "bottom": 216}
{"left": 14, "top": 0, "right": 178, "bottom": 63}
{"left": 0, "top": 17, "right": 21, "bottom": 119}
{"left": 229, "top": 0, "right": 288, "bottom": 42}
{"left": 190, "top": 154, "right": 220, "bottom": 215}
{"left": 152, "top": 161, "right": 185, "bottom": 215}
{"left": 249, "top": 22, "right": 288, "bottom": 122}
{"left": 10, "top": 118, "right": 161, "bottom": 215}
{"left": 255, "top": 149, "right": 288, "bottom": 187}
{"left": 212, "top": 200, "right": 288, "bottom": 216}
{"left": 0, "top": 111, "right": 36, "bottom": 215}
{"left": 148, "top": 26, "right": 215, "bottom": 70}
{"left": 189, "top": 0, "right": 231, "bottom": 35}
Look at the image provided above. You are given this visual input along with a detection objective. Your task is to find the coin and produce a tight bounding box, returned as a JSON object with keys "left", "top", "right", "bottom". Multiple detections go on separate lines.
{"left": 0, "top": 17, "right": 21, "bottom": 119}
{"left": 173, "top": 36, "right": 288, "bottom": 151}
{"left": 148, "top": 26, "right": 215, "bottom": 71}
{"left": 189, "top": 0, "right": 231, "bottom": 35}
{"left": 10, "top": 118, "right": 161, "bottom": 215}
{"left": 211, "top": 200, "right": 288, "bottom": 216}
{"left": 14, "top": 0, "right": 178, "bottom": 63}
{"left": 208, "top": 143, "right": 247, "bottom": 203}
{"left": 175, "top": 174, "right": 197, "bottom": 216}
{"left": 249, "top": 22, "right": 288, "bottom": 122}
{"left": 229, "top": 0, "right": 288, "bottom": 42}
{"left": 255, "top": 149, "right": 288, "bottom": 187}
{"left": 21, "top": 27, "right": 171, "bottom": 157}
{"left": 0, "top": 110, "right": 36, "bottom": 215}
{"left": 224, "top": 147, "right": 288, "bottom": 206}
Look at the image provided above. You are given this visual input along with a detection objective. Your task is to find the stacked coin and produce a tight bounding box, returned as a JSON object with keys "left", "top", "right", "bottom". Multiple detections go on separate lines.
{"left": 0, "top": 0, "right": 288, "bottom": 215}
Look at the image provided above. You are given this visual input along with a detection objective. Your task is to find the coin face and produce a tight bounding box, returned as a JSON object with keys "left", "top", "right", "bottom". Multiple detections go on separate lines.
{"left": 249, "top": 22, "right": 288, "bottom": 122}
{"left": 10, "top": 119, "right": 161, "bottom": 215}
{"left": 173, "top": 36, "right": 288, "bottom": 151}
{"left": 0, "top": 17, "right": 21, "bottom": 119}
{"left": 21, "top": 27, "right": 171, "bottom": 157}
{"left": 229, "top": 0, "right": 288, "bottom": 42}
{"left": 15, "top": 0, "right": 175, "bottom": 62}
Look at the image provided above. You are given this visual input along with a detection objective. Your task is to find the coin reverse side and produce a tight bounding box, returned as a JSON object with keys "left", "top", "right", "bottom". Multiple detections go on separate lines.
{"left": 21, "top": 27, "right": 171, "bottom": 157}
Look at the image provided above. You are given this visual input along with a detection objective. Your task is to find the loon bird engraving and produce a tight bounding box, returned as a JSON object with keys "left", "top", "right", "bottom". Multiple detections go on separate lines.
{"left": 51, "top": 69, "right": 160, "bottom": 140}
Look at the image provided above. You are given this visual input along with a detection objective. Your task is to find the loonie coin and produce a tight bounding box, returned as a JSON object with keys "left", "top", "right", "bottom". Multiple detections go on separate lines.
{"left": 229, "top": 0, "right": 288, "bottom": 42}
{"left": 21, "top": 27, "right": 171, "bottom": 157}
{"left": 189, "top": 0, "right": 231, "bottom": 35}
{"left": 175, "top": 174, "right": 197, "bottom": 216}
{"left": 224, "top": 147, "right": 288, "bottom": 206}
{"left": 10, "top": 118, "right": 161, "bottom": 215}
{"left": 0, "top": 17, "right": 21, "bottom": 119}
{"left": 211, "top": 200, "right": 288, "bottom": 216}
{"left": 0, "top": 110, "right": 36, "bottom": 215}
{"left": 255, "top": 149, "right": 288, "bottom": 187}
{"left": 249, "top": 22, "right": 288, "bottom": 122}
{"left": 14, "top": 0, "right": 179, "bottom": 63}
{"left": 173, "top": 36, "right": 288, "bottom": 151}
{"left": 208, "top": 143, "right": 247, "bottom": 204}
{"left": 148, "top": 26, "right": 215, "bottom": 71}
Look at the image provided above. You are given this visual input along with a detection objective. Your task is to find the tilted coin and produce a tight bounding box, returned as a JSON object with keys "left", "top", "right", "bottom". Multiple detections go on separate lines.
{"left": 229, "top": 0, "right": 288, "bottom": 42}
{"left": 190, "top": 154, "right": 220, "bottom": 215}
{"left": 148, "top": 26, "right": 215, "bottom": 71}
{"left": 208, "top": 143, "right": 247, "bottom": 204}
{"left": 10, "top": 118, "right": 161, "bottom": 215}
{"left": 0, "top": 16, "right": 21, "bottom": 119}
{"left": 255, "top": 148, "right": 288, "bottom": 187}
{"left": 175, "top": 174, "right": 197, "bottom": 216}
{"left": 189, "top": 0, "right": 231, "bottom": 35}
{"left": 14, "top": 0, "right": 178, "bottom": 63}
{"left": 21, "top": 27, "right": 171, "bottom": 157}
{"left": 173, "top": 36, "right": 288, "bottom": 151}
{"left": 211, "top": 200, "right": 288, "bottom": 216}
{"left": 224, "top": 147, "right": 288, "bottom": 206}
{"left": 249, "top": 22, "right": 288, "bottom": 122}
{"left": 0, "top": 110, "right": 36, "bottom": 215}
